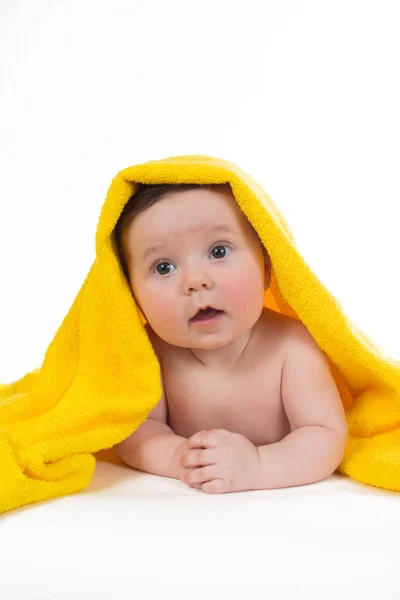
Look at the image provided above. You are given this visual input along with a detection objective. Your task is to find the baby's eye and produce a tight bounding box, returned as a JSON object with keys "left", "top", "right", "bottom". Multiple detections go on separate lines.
{"left": 154, "top": 261, "right": 176, "bottom": 276}
{"left": 152, "top": 244, "right": 231, "bottom": 276}
{"left": 210, "top": 244, "right": 231, "bottom": 259}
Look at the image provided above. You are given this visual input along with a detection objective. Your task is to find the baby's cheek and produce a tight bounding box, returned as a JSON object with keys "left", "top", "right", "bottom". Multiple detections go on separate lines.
{"left": 147, "top": 294, "right": 184, "bottom": 333}
{"left": 224, "top": 266, "right": 263, "bottom": 307}
{"left": 142, "top": 285, "right": 171, "bottom": 315}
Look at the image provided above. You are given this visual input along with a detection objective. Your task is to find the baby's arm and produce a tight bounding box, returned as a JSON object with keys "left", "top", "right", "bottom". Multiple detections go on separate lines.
{"left": 114, "top": 350, "right": 187, "bottom": 480}
{"left": 115, "top": 418, "right": 187, "bottom": 480}
{"left": 256, "top": 321, "right": 348, "bottom": 490}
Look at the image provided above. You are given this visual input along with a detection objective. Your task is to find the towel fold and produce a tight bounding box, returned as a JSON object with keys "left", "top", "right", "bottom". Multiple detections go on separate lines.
{"left": 1, "top": 154, "right": 399, "bottom": 514}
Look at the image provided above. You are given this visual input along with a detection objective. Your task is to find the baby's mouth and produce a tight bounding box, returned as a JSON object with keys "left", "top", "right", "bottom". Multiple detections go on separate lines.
{"left": 190, "top": 307, "right": 224, "bottom": 322}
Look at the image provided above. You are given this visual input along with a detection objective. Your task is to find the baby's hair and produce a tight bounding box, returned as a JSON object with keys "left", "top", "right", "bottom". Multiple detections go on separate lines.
{"left": 114, "top": 183, "right": 229, "bottom": 281}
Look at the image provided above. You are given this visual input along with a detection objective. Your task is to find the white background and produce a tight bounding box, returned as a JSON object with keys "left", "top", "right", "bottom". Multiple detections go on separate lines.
{"left": 1, "top": 0, "right": 399, "bottom": 383}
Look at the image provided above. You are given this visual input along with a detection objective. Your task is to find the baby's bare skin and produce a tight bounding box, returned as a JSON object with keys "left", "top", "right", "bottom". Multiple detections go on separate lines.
{"left": 146, "top": 307, "right": 295, "bottom": 447}
{"left": 116, "top": 186, "right": 348, "bottom": 492}
{"left": 119, "top": 306, "right": 347, "bottom": 492}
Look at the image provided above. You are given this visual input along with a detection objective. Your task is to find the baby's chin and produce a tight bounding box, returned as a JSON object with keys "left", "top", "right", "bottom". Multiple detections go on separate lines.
{"left": 151, "top": 315, "right": 258, "bottom": 350}
{"left": 158, "top": 330, "right": 240, "bottom": 351}
{"left": 187, "top": 337, "right": 233, "bottom": 351}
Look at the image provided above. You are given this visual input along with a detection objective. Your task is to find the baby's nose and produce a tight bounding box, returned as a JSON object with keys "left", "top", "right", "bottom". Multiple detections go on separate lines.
{"left": 185, "top": 271, "right": 213, "bottom": 292}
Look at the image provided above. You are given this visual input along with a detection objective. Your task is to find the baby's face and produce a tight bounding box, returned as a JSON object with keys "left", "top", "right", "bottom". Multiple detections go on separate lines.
{"left": 122, "top": 185, "right": 269, "bottom": 350}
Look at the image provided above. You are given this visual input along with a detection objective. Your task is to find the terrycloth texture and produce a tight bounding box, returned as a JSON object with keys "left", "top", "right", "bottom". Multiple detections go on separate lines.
{"left": 1, "top": 154, "right": 399, "bottom": 514}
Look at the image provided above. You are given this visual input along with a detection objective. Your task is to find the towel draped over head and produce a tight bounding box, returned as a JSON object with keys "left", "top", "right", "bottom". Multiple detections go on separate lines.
{"left": 1, "top": 154, "right": 399, "bottom": 514}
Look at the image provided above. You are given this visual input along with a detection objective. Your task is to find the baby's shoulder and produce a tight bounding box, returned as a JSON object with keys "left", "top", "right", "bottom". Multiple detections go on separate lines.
{"left": 265, "top": 311, "right": 329, "bottom": 375}
{"left": 273, "top": 308, "right": 319, "bottom": 340}
{"left": 257, "top": 308, "right": 298, "bottom": 348}
{"left": 255, "top": 308, "right": 320, "bottom": 370}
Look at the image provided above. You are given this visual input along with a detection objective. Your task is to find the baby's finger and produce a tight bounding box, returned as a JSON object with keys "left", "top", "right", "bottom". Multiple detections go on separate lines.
{"left": 182, "top": 448, "right": 216, "bottom": 468}
{"left": 185, "top": 465, "right": 219, "bottom": 485}
{"left": 187, "top": 430, "right": 219, "bottom": 449}
{"left": 182, "top": 474, "right": 202, "bottom": 490}
{"left": 202, "top": 479, "right": 227, "bottom": 494}
{"left": 189, "top": 482, "right": 202, "bottom": 489}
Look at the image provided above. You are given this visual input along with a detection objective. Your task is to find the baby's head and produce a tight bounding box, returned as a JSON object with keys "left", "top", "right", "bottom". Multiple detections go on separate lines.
{"left": 114, "top": 183, "right": 271, "bottom": 350}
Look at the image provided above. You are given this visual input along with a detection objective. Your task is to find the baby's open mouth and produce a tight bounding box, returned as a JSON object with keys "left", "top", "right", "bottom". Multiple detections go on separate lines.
{"left": 190, "top": 307, "right": 224, "bottom": 322}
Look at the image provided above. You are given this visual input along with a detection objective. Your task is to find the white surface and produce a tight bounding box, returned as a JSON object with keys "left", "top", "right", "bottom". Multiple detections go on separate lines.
{"left": 1, "top": 453, "right": 400, "bottom": 600}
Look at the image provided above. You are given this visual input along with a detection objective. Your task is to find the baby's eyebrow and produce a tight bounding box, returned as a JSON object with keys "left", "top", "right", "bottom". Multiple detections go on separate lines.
{"left": 141, "top": 224, "right": 236, "bottom": 261}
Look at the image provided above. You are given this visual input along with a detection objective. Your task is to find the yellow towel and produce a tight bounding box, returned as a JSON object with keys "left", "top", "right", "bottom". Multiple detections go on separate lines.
{"left": 1, "top": 154, "right": 399, "bottom": 514}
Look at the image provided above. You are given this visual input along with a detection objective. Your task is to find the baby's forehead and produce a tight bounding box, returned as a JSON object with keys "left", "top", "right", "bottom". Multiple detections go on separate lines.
{"left": 125, "top": 185, "right": 259, "bottom": 251}
{"left": 149, "top": 220, "right": 236, "bottom": 236}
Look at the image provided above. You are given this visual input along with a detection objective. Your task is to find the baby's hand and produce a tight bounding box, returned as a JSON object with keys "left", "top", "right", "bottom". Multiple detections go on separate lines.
{"left": 180, "top": 429, "right": 262, "bottom": 494}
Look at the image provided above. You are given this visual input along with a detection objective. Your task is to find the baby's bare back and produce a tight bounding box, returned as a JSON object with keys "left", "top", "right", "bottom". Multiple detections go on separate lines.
{"left": 151, "top": 309, "right": 293, "bottom": 447}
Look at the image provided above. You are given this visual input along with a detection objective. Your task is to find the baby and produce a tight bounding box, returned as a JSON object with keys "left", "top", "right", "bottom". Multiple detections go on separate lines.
{"left": 113, "top": 183, "right": 348, "bottom": 494}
